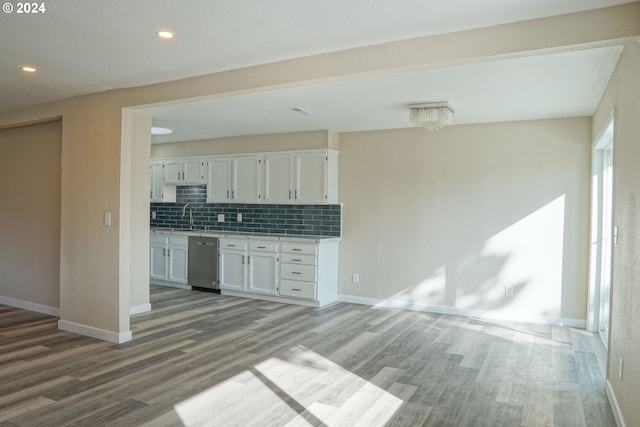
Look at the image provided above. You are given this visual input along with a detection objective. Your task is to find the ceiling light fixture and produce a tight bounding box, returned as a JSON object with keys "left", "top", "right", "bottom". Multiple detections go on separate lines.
{"left": 156, "top": 30, "right": 175, "bottom": 39}
{"left": 20, "top": 66, "right": 37, "bottom": 73}
{"left": 409, "top": 102, "right": 455, "bottom": 131}
{"left": 151, "top": 127, "right": 174, "bottom": 135}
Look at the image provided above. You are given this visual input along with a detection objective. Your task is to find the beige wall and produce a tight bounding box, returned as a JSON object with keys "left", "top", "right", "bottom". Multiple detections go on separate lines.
{"left": 151, "top": 130, "right": 332, "bottom": 158}
{"left": 593, "top": 43, "right": 640, "bottom": 427}
{"left": 0, "top": 121, "right": 61, "bottom": 308}
{"left": 338, "top": 118, "right": 591, "bottom": 322}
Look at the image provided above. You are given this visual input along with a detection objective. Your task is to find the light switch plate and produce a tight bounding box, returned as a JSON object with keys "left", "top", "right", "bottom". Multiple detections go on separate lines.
{"left": 237, "top": 213, "right": 242, "bottom": 222}
{"left": 218, "top": 214, "right": 225, "bottom": 222}
{"left": 104, "top": 212, "right": 111, "bottom": 227}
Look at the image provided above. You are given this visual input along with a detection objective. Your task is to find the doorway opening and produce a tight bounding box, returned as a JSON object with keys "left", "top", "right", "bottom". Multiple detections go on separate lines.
{"left": 587, "top": 115, "right": 614, "bottom": 347}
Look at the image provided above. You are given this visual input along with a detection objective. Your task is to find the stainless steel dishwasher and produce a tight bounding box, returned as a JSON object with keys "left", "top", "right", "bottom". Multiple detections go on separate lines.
{"left": 188, "top": 236, "right": 219, "bottom": 291}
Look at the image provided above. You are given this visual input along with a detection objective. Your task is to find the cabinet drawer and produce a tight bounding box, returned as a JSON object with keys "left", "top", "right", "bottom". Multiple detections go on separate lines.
{"left": 249, "top": 242, "right": 279, "bottom": 252}
{"left": 169, "top": 235, "right": 188, "bottom": 246}
{"left": 220, "top": 240, "right": 247, "bottom": 250}
{"left": 280, "top": 253, "right": 317, "bottom": 266}
{"left": 281, "top": 264, "right": 317, "bottom": 282}
{"left": 280, "top": 280, "right": 316, "bottom": 300}
{"left": 280, "top": 244, "right": 317, "bottom": 256}
{"left": 151, "top": 234, "right": 168, "bottom": 245}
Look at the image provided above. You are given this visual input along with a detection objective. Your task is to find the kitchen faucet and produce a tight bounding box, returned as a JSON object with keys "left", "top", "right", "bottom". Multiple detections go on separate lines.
{"left": 182, "top": 203, "right": 194, "bottom": 230}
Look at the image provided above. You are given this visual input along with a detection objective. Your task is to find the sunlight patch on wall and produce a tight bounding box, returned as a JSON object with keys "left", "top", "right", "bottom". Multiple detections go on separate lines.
{"left": 458, "top": 195, "right": 566, "bottom": 316}
{"left": 390, "top": 265, "right": 447, "bottom": 305}
{"left": 174, "top": 345, "right": 403, "bottom": 426}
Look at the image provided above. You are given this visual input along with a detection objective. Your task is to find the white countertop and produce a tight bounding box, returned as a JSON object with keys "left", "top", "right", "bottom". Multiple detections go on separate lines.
{"left": 150, "top": 228, "right": 341, "bottom": 243}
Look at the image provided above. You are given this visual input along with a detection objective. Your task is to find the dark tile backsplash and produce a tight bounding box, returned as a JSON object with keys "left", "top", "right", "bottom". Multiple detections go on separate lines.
{"left": 151, "top": 185, "right": 341, "bottom": 237}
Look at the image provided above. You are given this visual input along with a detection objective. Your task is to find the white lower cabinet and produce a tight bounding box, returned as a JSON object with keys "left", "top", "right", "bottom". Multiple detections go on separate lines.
{"left": 219, "top": 240, "right": 247, "bottom": 292}
{"left": 248, "top": 242, "right": 279, "bottom": 296}
{"left": 150, "top": 234, "right": 189, "bottom": 287}
{"left": 220, "top": 241, "right": 279, "bottom": 296}
{"left": 219, "top": 237, "right": 338, "bottom": 307}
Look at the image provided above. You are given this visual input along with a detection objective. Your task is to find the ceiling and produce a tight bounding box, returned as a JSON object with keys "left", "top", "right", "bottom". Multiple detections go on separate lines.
{"left": 0, "top": 0, "right": 635, "bottom": 142}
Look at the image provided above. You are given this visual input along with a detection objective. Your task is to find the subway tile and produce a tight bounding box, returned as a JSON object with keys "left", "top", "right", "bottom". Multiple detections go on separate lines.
{"left": 151, "top": 185, "right": 341, "bottom": 236}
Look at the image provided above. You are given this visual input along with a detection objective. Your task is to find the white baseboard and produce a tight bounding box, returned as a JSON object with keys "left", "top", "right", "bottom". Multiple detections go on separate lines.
{"left": 337, "top": 294, "right": 586, "bottom": 328}
{"left": 0, "top": 296, "right": 60, "bottom": 317}
{"left": 58, "top": 320, "right": 132, "bottom": 344}
{"left": 129, "top": 303, "right": 152, "bottom": 316}
{"left": 606, "top": 380, "right": 627, "bottom": 427}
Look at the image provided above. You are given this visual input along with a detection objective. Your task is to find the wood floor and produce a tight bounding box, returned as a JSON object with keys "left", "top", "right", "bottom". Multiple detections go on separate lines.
{"left": 1, "top": 286, "right": 616, "bottom": 426}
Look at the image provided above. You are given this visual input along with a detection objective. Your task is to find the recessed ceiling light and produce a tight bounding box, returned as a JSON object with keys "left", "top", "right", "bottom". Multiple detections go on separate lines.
{"left": 156, "top": 30, "right": 175, "bottom": 39}
{"left": 20, "top": 66, "right": 37, "bottom": 73}
{"left": 151, "top": 127, "right": 174, "bottom": 135}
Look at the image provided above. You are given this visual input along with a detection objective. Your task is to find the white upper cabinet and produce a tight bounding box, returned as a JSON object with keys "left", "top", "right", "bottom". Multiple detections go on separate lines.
{"left": 150, "top": 160, "right": 164, "bottom": 203}
{"left": 207, "top": 155, "right": 263, "bottom": 203}
{"left": 295, "top": 151, "right": 328, "bottom": 204}
{"left": 163, "top": 158, "right": 205, "bottom": 185}
{"left": 163, "top": 159, "right": 182, "bottom": 184}
{"left": 182, "top": 158, "right": 206, "bottom": 184}
{"left": 159, "top": 149, "right": 338, "bottom": 205}
{"left": 232, "top": 155, "right": 263, "bottom": 203}
{"left": 263, "top": 150, "right": 338, "bottom": 204}
{"left": 206, "top": 157, "right": 232, "bottom": 203}
{"left": 264, "top": 153, "right": 294, "bottom": 203}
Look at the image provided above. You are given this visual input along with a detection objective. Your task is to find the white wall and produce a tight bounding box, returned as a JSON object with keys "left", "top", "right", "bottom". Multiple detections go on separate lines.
{"left": 338, "top": 118, "right": 591, "bottom": 324}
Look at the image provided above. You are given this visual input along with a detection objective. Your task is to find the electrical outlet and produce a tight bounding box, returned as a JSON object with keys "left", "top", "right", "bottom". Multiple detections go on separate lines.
{"left": 619, "top": 357, "right": 623, "bottom": 380}
{"left": 151, "top": 211, "right": 157, "bottom": 220}
{"left": 237, "top": 213, "right": 242, "bottom": 222}
{"left": 505, "top": 284, "right": 514, "bottom": 297}
{"left": 352, "top": 273, "right": 360, "bottom": 284}
{"left": 217, "top": 214, "right": 225, "bottom": 222}
{"left": 103, "top": 212, "right": 111, "bottom": 227}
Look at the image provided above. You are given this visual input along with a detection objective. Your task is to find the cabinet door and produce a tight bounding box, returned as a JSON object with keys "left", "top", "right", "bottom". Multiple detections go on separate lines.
{"left": 295, "top": 152, "right": 327, "bottom": 203}
{"left": 219, "top": 250, "right": 246, "bottom": 291}
{"left": 264, "top": 153, "right": 294, "bottom": 203}
{"left": 163, "top": 160, "right": 182, "bottom": 184}
{"left": 182, "top": 159, "right": 204, "bottom": 184}
{"left": 168, "top": 245, "right": 188, "bottom": 284}
{"left": 248, "top": 252, "right": 279, "bottom": 295}
{"left": 232, "top": 155, "right": 262, "bottom": 203}
{"left": 207, "top": 157, "right": 232, "bottom": 203}
{"left": 150, "top": 243, "right": 168, "bottom": 281}
{"left": 150, "top": 161, "right": 164, "bottom": 202}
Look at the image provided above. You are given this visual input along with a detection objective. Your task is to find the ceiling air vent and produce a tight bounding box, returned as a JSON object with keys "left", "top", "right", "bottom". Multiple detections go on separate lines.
{"left": 290, "top": 107, "right": 313, "bottom": 115}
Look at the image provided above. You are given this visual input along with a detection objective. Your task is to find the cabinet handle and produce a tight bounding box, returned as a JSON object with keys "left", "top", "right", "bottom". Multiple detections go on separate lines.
{"left": 295, "top": 189, "right": 298, "bottom": 199}
{"left": 163, "top": 248, "right": 166, "bottom": 256}
{"left": 228, "top": 244, "right": 236, "bottom": 247}
{"left": 248, "top": 256, "right": 251, "bottom": 265}
{"left": 292, "top": 272, "right": 302, "bottom": 275}
{"left": 289, "top": 190, "right": 292, "bottom": 199}
{"left": 292, "top": 259, "right": 302, "bottom": 262}
{"left": 242, "top": 255, "right": 245, "bottom": 264}
{"left": 291, "top": 288, "right": 301, "bottom": 291}
{"left": 292, "top": 248, "right": 302, "bottom": 252}
{"left": 232, "top": 190, "right": 235, "bottom": 199}
{"left": 226, "top": 189, "right": 230, "bottom": 199}
{"left": 257, "top": 246, "right": 266, "bottom": 249}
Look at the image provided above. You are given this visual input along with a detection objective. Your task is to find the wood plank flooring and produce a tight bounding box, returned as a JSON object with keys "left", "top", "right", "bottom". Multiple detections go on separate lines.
{"left": 0, "top": 286, "right": 616, "bottom": 426}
